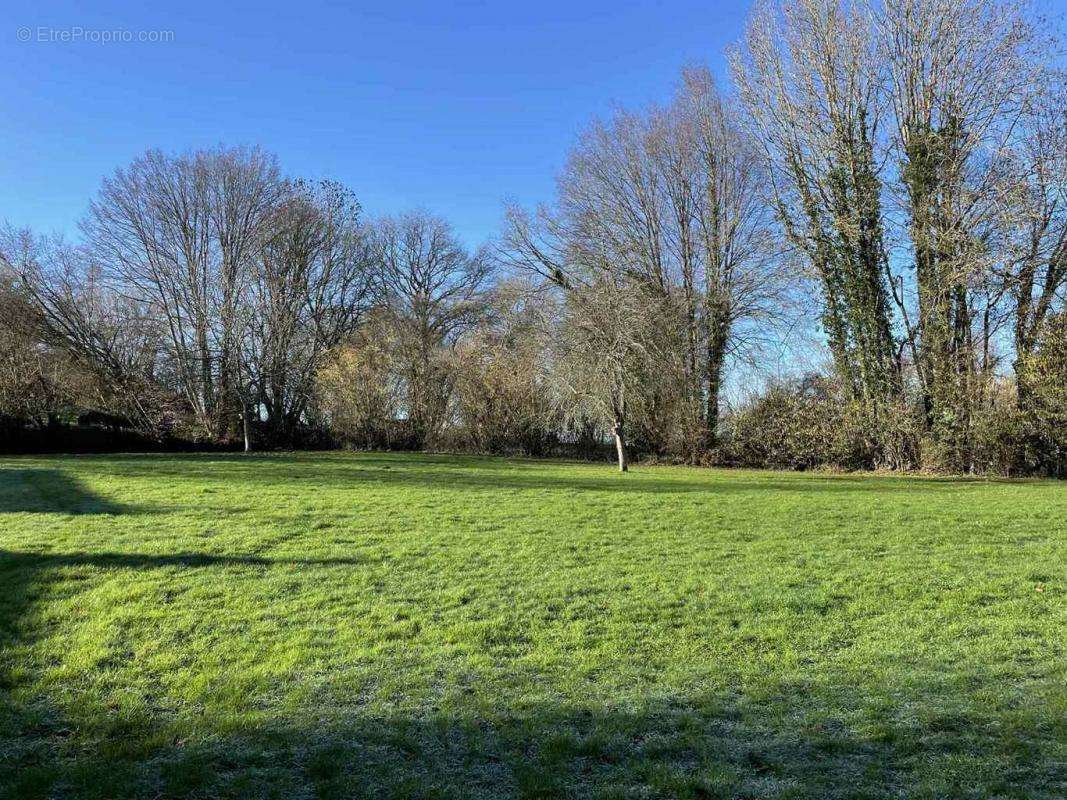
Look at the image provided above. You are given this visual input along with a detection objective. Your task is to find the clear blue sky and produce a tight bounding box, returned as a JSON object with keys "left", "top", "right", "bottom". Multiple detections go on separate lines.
{"left": 3, "top": 0, "right": 749, "bottom": 247}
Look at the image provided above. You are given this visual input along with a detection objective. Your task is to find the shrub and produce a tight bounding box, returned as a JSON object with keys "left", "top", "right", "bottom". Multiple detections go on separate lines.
{"left": 717, "top": 374, "right": 872, "bottom": 470}
{"left": 316, "top": 320, "right": 411, "bottom": 450}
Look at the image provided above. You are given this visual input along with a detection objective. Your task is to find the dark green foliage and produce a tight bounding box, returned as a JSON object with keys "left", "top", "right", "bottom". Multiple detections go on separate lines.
{"left": 824, "top": 114, "right": 902, "bottom": 422}
{"left": 1013, "top": 313, "right": 1067, "bottom": 475}
{"left": 787, "top": 115, "right": 902, "bottom": 465}
{"left": 900, "top": 118, "right": 979, "bottom": 472}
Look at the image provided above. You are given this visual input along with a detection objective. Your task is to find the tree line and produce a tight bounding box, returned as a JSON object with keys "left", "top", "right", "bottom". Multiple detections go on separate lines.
{"left": 2, "top": 0, "right": 1065, "bottom": 475}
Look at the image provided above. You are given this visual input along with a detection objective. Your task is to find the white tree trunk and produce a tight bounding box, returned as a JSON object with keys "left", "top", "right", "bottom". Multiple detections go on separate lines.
{"left": 241, "top": 405, "right": 252, "bottom": 453}
{"left": 613, "top": 421, "right": 628, "bottom": 473}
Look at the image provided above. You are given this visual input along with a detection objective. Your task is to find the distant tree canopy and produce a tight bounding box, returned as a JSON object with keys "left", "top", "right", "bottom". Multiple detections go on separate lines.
{"left": 2, "top": 0, "right": 1064, "bottom": 474}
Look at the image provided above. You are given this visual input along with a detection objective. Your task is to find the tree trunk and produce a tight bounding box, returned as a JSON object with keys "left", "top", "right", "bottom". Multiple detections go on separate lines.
{"left": 197, "top": 322, "right": 213, "bottom": 433}
{"left": 1015, "top": 358, "right": 1034, "bottom": 413}
{"left": 241, "top": 404, "right": 252, "bottom": 453}
{"left": 613, "top": 420, "right": 628, "bottom": 473}
{"left": 705, "top": 310, "right": 729, "bottom": 447}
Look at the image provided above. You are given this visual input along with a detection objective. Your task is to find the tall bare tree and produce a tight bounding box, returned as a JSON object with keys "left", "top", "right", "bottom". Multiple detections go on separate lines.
{"left": 732, "top": 0, "right": 902, "bottom": 460}
{"left": 652, "top": 66, "right": 787, "bottom": 440}
{"left": 503, "top": 66, "right": 786, "bottom": 457}
{"left": 371, "top": 212, "right": 491, "bottom": 447}
{"left": 84, "top": 145, "right": 284, "bottom": 440}
{"left": 876, "top": 0, "right": 1044, "bottom": 467}
{"left": 244, "top": 180, "right": 374, "bottom": 445}
{"left": 994, "top": 80, "right": 1067, "bottom": 409}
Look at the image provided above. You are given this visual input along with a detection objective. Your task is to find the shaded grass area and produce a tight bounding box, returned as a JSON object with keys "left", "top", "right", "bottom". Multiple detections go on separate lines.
{"left": 0, "top": 452, "right": 1064, "bottom": 799}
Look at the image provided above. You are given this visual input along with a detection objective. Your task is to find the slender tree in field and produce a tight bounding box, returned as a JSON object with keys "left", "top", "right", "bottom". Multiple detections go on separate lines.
{"left": 551, "top": 277, "right": 673, "bottom": 472}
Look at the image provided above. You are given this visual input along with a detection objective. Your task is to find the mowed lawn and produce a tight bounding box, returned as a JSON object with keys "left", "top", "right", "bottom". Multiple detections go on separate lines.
{"left": 0, "top": 454, "right": 1064, "bottom": 799}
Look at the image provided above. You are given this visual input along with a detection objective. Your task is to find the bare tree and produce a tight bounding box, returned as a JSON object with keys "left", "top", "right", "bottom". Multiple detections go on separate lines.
{"left": 875, "top": 0, "right": 1045, "bottom": 467}
{"left": 84, "top": 146, "right": 284, "bottom": 440}
{"left": 0, "top": 227, "right": 167, "bottom": 432}
{"left": 371, "top": 212, "right": 492, "bottom": 447}
{"left": 502, "top": 66, "right": 787, "bottom": 458}
{"left": 549, "top": 278, "right": 672, "bottom": 471}
{"left": 206, "top": 148, "right": 286, "bottom": 440}
{"left": 500, "top": 205, "right": 665, "bottom": 469}
{"left": 732, "top": 0, "right": 902, "bottom": 457}
{"left": 652, "top": 66, "right": 788, "bottom": 441}
{"left": 994, "top": 79, "right": 1067, "bottom": 409}
{"left": 243, "top": 180, "right": 374, "bottom": 446}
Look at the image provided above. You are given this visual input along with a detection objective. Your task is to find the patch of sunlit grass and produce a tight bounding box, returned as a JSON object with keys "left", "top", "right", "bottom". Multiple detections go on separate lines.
{"left": 0, "top": 452, "right": 1064, "bottom": 798}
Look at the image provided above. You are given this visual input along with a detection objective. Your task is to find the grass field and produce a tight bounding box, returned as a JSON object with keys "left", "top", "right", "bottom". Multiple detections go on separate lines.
{"left": 0, "top": 453, "right": 1064, "bottom": 799}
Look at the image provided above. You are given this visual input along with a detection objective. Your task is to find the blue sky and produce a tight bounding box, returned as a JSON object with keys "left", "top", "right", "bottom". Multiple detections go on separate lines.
{"left": 3, "top": 0, "right": 749, "bottom": 247}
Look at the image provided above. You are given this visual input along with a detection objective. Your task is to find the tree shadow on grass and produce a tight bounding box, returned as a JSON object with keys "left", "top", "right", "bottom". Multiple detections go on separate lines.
{"left": 0, "top": 469, "right": 130, "bottom": 515}
{"left": 0, "top": 468, "right": 193, "bottom": 517}
{"left": 1, "top": 549, "right": 1064, "bottom": 799}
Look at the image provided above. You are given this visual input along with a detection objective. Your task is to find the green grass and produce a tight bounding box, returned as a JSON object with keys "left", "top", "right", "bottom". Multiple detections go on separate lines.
{"left": 0, "top": 452, "right": 1064, "bottom": 799}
